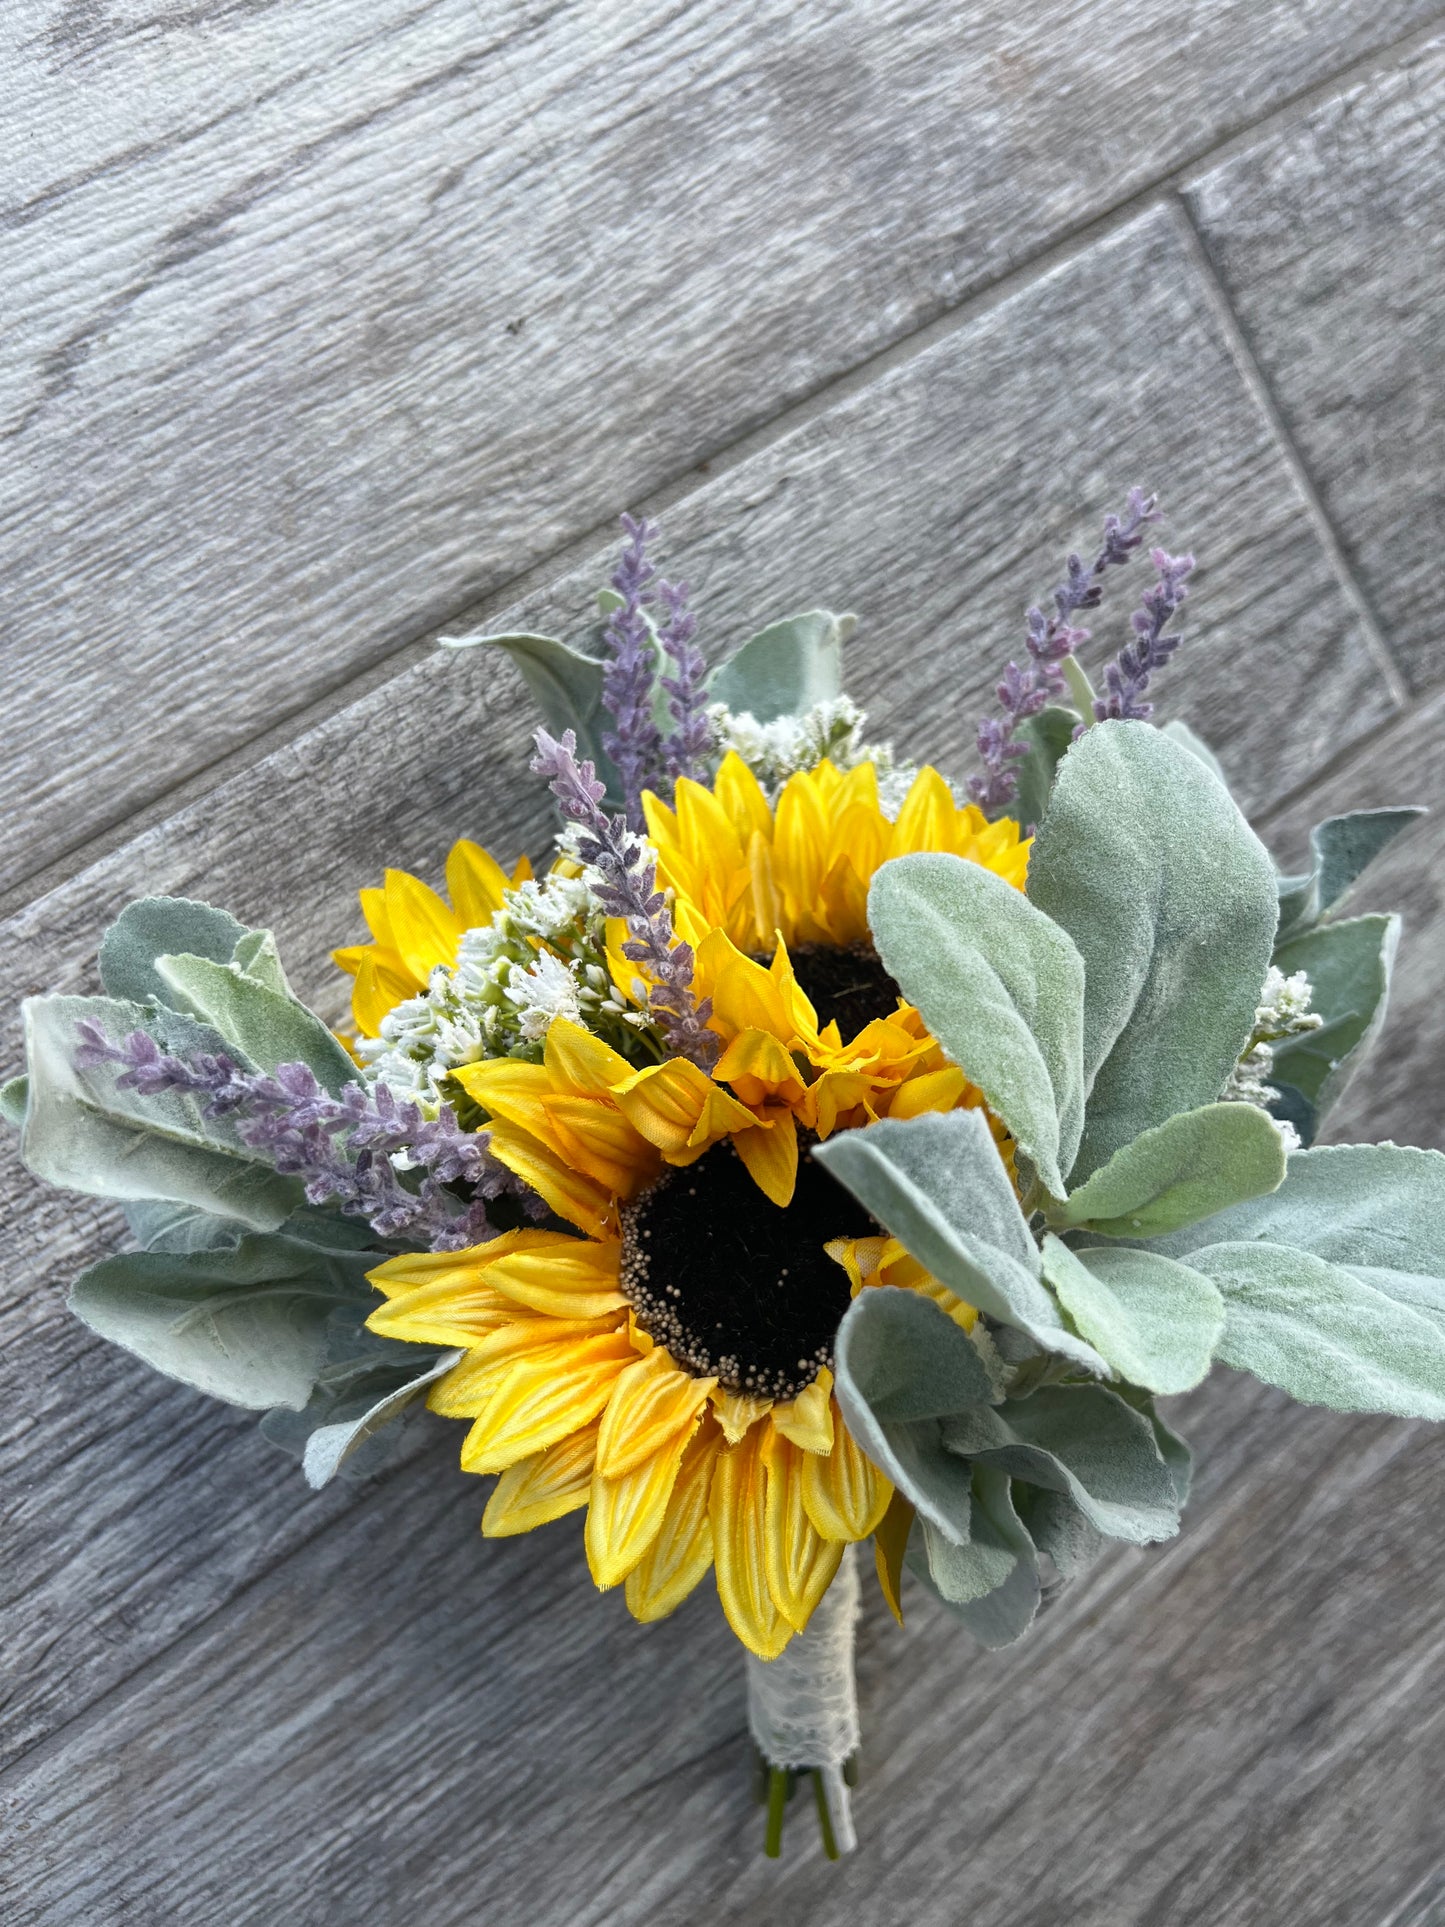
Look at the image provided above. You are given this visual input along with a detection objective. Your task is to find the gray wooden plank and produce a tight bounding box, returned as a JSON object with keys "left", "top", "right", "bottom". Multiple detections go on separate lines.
{"left": 1256, "top": 685, "right": 1445, "bottom": 1153}
{"left": 2, "top": 1369, "right": 1439, "bottom": 1926}
{"left": 1185, "top": 33, "right": 1445, "bottom": 696}
{"left": 0, "top": 203, "right": 1407, "bottom": 1774}
{"left": 3, "top": 0, "right": 1438, "bottom": 889}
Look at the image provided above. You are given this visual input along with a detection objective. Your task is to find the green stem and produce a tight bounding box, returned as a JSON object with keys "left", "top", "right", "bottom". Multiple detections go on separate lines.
{"left": 763, "top": 1768, "right": 789, "bottom": 1857}
{"left": 811, "top": 1770, "right": 841, "bottom": 1861}
{"left": 1060, "top": 654, "right": 1098, "bottom": 723}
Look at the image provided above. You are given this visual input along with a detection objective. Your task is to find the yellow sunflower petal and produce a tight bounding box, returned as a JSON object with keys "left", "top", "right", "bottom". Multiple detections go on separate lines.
{"left": 732, "top": 1111, "right": 799, "bottom": 1208}
{"left": 349, "top": 951, "right": 417, "bottom": 1037}
{"left": 541, "top": 1094, "right": 660, "bottom": 1197}
{"left": 449, "top": 1058, "right": 553, "bottom": 1134}
{"left": 763, "top": 1430, "right": 846, "bottom": 1630}
{"left": 712, "top": 1027, "right": 807, "bottom": 1106}
{"left": 612, "top": 1058, "right": 757, "bottom": 1159}
{"left": 711, "top": 1427, "right": 791, "bottom": 1660}
{"left": 595, "top": 1348, "right": 717, "bottom": 1479}
{"left": 624, "top": 1418, "right": 724, "bottom": 1622}
{"left": 444, "top": 839, "right": 513, "bottom": 931}
{"left": 713, "top": 1388, "right": 772, "bottom": 1445}
{"left": 482, "top": 1420, "right": 601, "bottom": 1536}
{"left": 873, "top": 1491, "right": 915, "bottom": 1626}
{"left": 800, "top": 1407, "right": 893, "bottom": 1542}
{"left": 476, "top": 1232, "right": 627, "bottom": 1320}
{"left": 383, "top": 868, "right": 461, "bottom": 983}
{"left": 543, "top": 1018, "right": 637, "bottom": 1098}
{"left": 713, "top": 751, "right": 774, "bottom": 846}
{"left": 458, "top": 1330, "right": 637, "bottom": 1474}
{"left": 427, "top": 1318, "right": 626, "bottom": 1412}
{"left": 482, "top": 1120, "right": 617, "bottom": 1236}
{"left": 886, "top": 1065, "right": 970, "bottom": 1119}
{"left": 586, "top": 1414, "right": 701, "bottom": 1589}
{"left": 771, "top": 1371, "right": 835, "bottom": 1454}
{"left": 358, "top": 886, "right": 395, "bottom": 948}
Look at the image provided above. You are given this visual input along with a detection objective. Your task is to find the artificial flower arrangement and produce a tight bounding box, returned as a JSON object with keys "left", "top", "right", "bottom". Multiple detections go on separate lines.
{"left": 7, "top": 492, "right": 1442, "bottom": 1859}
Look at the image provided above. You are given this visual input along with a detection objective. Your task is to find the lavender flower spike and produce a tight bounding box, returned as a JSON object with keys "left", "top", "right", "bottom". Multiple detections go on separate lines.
{"left": 602, "top": 513, "right": 665, "bottom": 828}
{"left": 967, "top": 487, "right": 1161, "bottom": 812}
{"left": 73, "top": 1021, "right": 524, "bottom": 1252}
{"left": 531, "top": 727, "right": 719, "bottom": 1068}
{"left": 1093, "top": 547, "right": 1195, "bottom": 723}
{"left": 656, "top": 575, "right": 712, "bottom": 785}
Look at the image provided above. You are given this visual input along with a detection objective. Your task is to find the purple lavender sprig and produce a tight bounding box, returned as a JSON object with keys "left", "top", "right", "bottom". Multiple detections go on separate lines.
{"left": 74, "top": 1021, "right": 526, "bottom": 1252}
{"left": 656, "top": 575, "right": 712, "bottom": 785}
{"left": 601, "top": 514, "right": 666, "bottom": 828}
{"left": 1092, "top": 547, "right": 1195, "bottom": 723}
{"left": 968, "top": 487, "right": 1161, "bottom": 811}
{"left": 531, "top": 727, "right": 719, "bottom": 1069}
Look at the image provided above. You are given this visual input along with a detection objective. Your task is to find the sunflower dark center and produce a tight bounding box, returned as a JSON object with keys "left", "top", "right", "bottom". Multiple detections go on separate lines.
{"left": 785, "top": 942, "right": 903, "bottom": 1037}
{"left": 620, "top": 1140, "right": 876, "bottom": 1400}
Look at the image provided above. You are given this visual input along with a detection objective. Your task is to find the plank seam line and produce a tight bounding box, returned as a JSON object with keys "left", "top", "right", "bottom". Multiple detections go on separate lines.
{"left": 4, "top": 14, "right": 1442, "bottom": 920}
{"left": 1166, "top": 194, "right": 1412, "bottom": 710}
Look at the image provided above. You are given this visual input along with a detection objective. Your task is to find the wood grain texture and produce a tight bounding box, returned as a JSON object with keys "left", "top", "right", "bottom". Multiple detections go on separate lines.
{"left": 0, "top": 200, "right": 1409, "bottom": 1778}
{"left": 1185, "top": 33, "right": 1445, "bottom": 696}
{"left": 4, "top": 0, "right": 1438, "bottom": 890}
{"left": 2, "top": 1370, "right": 1439, "bottom": 1926}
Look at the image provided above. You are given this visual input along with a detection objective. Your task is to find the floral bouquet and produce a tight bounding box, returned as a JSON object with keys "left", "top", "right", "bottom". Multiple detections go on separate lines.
{"left": 7, "top": 493, "right": 1441, "bottom": 1859}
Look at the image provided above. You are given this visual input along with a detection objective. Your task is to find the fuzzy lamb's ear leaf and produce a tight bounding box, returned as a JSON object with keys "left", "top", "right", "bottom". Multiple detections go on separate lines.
{"left": 867, "top": 853, "right": 1086, "bottom": 1197}
{"left": 1152, "top": 1144, "right": 1445, "bottom": 1277}
{"left": 1041, "top": 1237, "right": 1224, "bottom": 1395}
{"left": 1010, "top": 705, "right": 1081, "bottom": 831}
{"left": 154, "top": 953, "right": 359, "bottom": 1096}
{"left": 941, "top": 1384, "right": 1182, "bottom": 1545}
{"left": 231, "top": 928, "right": 294, "bottom": 997}
{"left": 68, "top": 1231, "right": 378, "bottom": 1410}
{"left": 1160, "top": 718, "right": 1230, "bottom": 790}
{"left": 1027, "top": 720, "right": 1278, "bottom": 1182}
{"left": 99, "top": 897, "right": 251, "bottom": 1008}
{"left": 1269, "top": 915, "right": 1398, "bottom": 1135}
{"left": 1, "top": 1074, "right": 28, "bottom": 1127}
{"left": 296, "top": 1347, "right": 462, "bottom": 1488}
{"left": 1189, "top": 1240, "right": 1445, "bottom": 1420}
{"left": 1049, "top": 1102, "right": 1287, "bottom": 1239}
{"left": 910, "top": 1468, "right": 1042, "bottom": 1647}
{"left": 816, "top": 1112, "right": 1106, "bottom": 1371}
{"left": 707, "top": 610, "right": 854, "bottom": 723}
{"left": 441, "top": 631, "right": 624, "bottom": 804}
{"left": 19, "top": 995, "right": 300, "bottom": 1227}
{"left": 1275, "top": 808, "right": 1424, "bottom": 941}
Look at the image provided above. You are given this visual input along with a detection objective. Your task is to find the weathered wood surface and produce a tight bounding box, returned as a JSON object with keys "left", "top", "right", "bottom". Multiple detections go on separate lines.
{"left": 1186, "top": 32, "right": 1445, "bottom": 696}
{"left": 0, "top": 200, "right": 1410, "bottom": 1777}
{"left": 3, "top": 10, "right": 1444, "bottom": 1924}
{"left": 3, "top": 0, "right": 1439, "bottom": 892}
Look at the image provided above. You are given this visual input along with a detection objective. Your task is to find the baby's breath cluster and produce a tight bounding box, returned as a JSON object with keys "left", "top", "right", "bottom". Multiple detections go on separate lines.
{"left": 359, "top": 864, "right": 661, "bottom": 1101}
{"left": 711, "top": 695, "right": 916, "bottom": 806}
{"left": 1222, "top": 965, "right": 1323, "bottom": 1149}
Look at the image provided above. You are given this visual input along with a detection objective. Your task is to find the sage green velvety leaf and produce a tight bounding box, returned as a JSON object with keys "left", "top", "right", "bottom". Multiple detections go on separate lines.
{"left": 1274, "top": 808, "right": 1424, "bottom": 942}
{"left": 441, "top": 630, "right": 624, "bottom": 803}
{"left": 155, "top": 952, "right": 358, "bottom": 1096}
{"left": 1112, "top": 1384, "right": 1194, "bottom": 1505}
{"left": 706, "top": 610, "right": 854, "bottom": 722}
{"left": 832, "top": 1287, "right": 990, "bottom": 1543}
{"left": 20, "top": 995, "right": 300, "bottom": 1228}
{"left": 68, "top": 1232, "right": 378, "bottom": 1410}
{"left": 1270, "top": 915, "right": 1398, "bottom": 1123}
{"left": 1014, "top": 1485, "right": 1107, "bottom": 1582}
{"left": 1191, "top": 1240, "right": 1445, "bottom": 1420}
{"left": 231, "top": 928, "right": 294, "bottom": 997}
{"left": 99, "top": 896, "right": 250, "bottom": 1008}
{"left": 1160, "top": 718, "right": 1230, "bottom": 790}
{"left": 1050, "top": 1102, "right": 1286, "bottom": 1238}
{"left": 1027, "top": 720, "right": 1278, "bottom": 1182}
{"left": 299, "top": 1348, "right": 462, "bottom": 1488}
{"left": 1041, "top": 1237, "right": 1224, "bottom": 1395}
{"left": 941, "top": 1384, "right": 1181, "bottom": 1544}
{"left": 1011, "top": 705, "right": 1081, "bottom": 831}
{"left": 123, "top": 1200, "right": 248, "bottom": 1254}
{"left": 914, "top": 1467, "right": 1040, "bottom": 1641}
{"left": 1153, "top": 1144, "right": 1445, "bottom": 1278}
{"left": 816, "top": 1112, "right": 1106, "bottom": 1371}
{"left": 867, "top": 853, "right": 1086, "bottom": 1197}
{"left": 1, "top": 1074, "right": 28, "bottom": 1127}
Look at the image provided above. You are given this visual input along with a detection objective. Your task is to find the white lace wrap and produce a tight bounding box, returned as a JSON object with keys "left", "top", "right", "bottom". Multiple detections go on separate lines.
{"left": 745, "top": 1542, "right": 861, "bottom": 1852}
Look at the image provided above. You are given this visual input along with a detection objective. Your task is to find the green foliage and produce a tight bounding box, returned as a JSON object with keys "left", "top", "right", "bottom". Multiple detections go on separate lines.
{"left": 154, "top": 951, "right": 358, "bottom": 1096}
{"left": 1275, "top": 808, "right": 1423, "bottom": 942}
{"left": 1, "top": 1074, "right": 28, "bottom": 1127}
{"left": 20, "top": 995, "right": 300, "bottom": 1228}
{"left": 1269, "top": 914, "right": 1398, "bottom": 1138}
{"left": 868, "top": 853, "right": 1086, "bottom": 1198}
{"left": 1041, "top": 1238, "right": 1224, "bottom": 1395}
{"left": 1027, "top": 721, "right": 1278, "bottom": 1181}
{"left": 1009, "top": 705, "right": 1080, "bottom": 831}
{"left": 707, "top": 610, "right": 854, "bottom": 723}
{"left": 99, "top": 896, "right": 250, "bottom": 1007}
{"left": 1048, "top": 1102, "right": 1286, "bottom": 1239}
{"left": 441, "top": 630, "right": 624, "bottom": 803}
{"left": 264, "top": 1340, "right": 462, "bottom": 1488}
{"left": 815, "top": 1111, "right": 1106, "bottom": 1371}
{"left": 68, "top": 1230, "right": 379, "bottom": 1411}
{"left": 1159, "top": 718, "right": 1229, "bottom": 789}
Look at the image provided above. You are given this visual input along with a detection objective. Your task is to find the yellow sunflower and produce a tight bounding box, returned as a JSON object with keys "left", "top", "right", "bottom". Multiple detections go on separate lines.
{"left": 366, "top": 758, "right": 1029, "bottom": 1660}
{"left": 333, "top": 839, "right": 532, "bottom": 1037}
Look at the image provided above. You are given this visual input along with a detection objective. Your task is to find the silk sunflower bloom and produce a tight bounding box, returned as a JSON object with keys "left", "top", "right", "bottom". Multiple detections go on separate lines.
{"left": 366, "top": 1013, "right": 990, "bottom": 1660}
